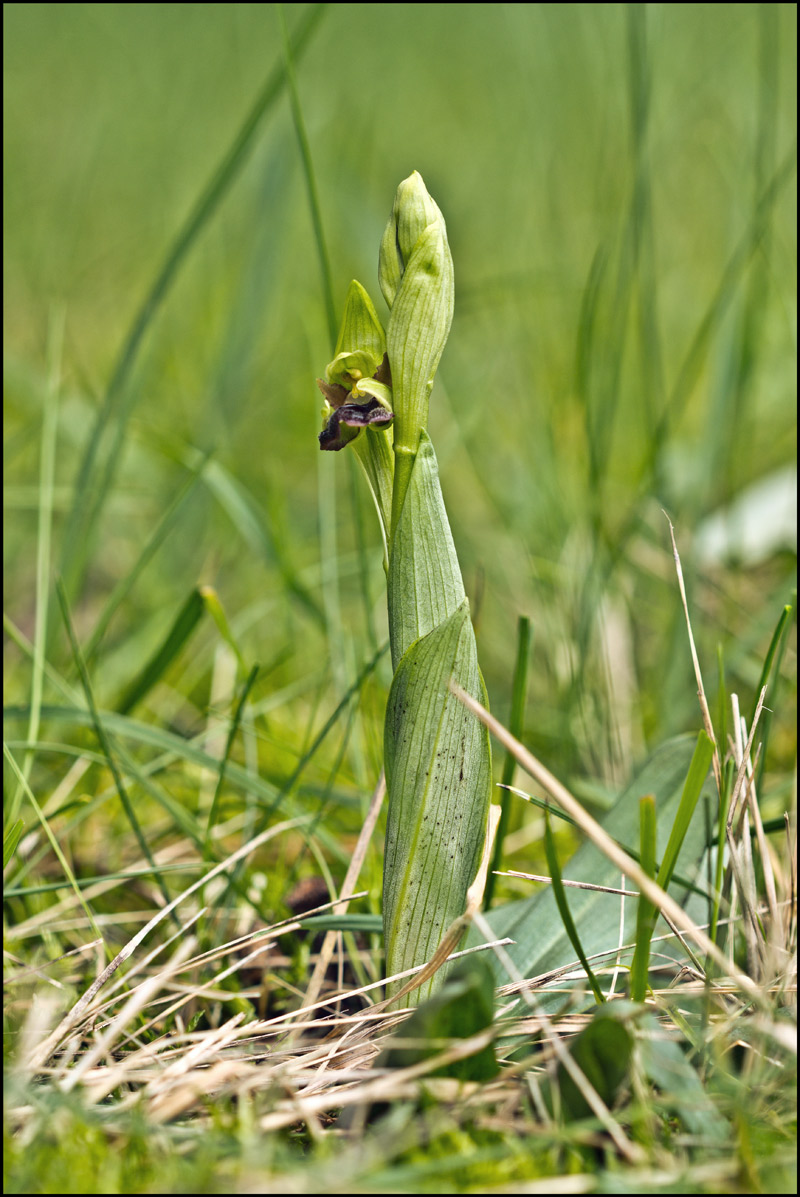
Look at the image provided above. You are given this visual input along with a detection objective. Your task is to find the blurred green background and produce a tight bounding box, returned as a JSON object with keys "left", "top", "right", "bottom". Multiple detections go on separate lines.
{"left": 4, "top": 3, "right": 796, "bottom": 822}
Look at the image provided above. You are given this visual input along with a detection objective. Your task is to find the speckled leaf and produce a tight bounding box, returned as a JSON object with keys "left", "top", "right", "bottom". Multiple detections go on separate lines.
{"left": 383, "top": 599, "right": 491, "bottom": 1005}
{"left": 387, "top": 432, "right": 464, "bottom": 670}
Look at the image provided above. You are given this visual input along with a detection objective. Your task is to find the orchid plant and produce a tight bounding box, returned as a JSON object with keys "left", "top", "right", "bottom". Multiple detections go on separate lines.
{"left": 317, "top": 172, "right": 492, "bottom": 1005}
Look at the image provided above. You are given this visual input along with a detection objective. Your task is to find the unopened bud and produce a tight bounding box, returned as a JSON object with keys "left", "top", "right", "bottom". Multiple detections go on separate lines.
{"left": 379, "top": 171, "right": 447, "bottom": 309}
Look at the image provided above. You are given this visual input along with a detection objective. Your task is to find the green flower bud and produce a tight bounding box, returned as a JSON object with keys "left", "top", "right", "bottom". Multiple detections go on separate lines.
{"left": 386, "top": 216, "right": 454, "bottom": 458}
{"left": 379, "top": 171, "right": 447, "bottom": 309}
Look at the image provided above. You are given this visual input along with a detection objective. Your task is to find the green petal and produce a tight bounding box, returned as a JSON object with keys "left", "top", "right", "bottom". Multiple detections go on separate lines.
{"left": 325, "top": 348, "right": 381, "bottom": 389}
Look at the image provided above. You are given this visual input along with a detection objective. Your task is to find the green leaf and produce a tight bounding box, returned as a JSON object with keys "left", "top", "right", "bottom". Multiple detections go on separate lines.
{"left": 629, "top": 730, "right": 714, "bottom": 992}
{"left": 655, "top": 730, "right": 715, "bottom": 893}
{"left": 379, "top": 953, "right": 498, "bottom": 1081}
{"left": 555, "top": 1003, "right": 635, "bottom": 1120}
{"left": 475, "top": 735, "right": 714, "bottom": 1006}
{"left": 387, "top": 432, "right": 465, "bottom": 670}
{"left": 383, "top": 600, "right": 492, "bottom": 1004}
{"left": 637, "top": 1009, "right": 728, "bottom": 1141}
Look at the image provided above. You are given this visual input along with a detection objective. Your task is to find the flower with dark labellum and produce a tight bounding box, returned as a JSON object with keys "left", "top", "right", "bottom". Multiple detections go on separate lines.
{"left": 317, "top": 352, "right": 394, "bottom": 452}
{"left": 318, "top": 396, "right": 394, "bottom": 451}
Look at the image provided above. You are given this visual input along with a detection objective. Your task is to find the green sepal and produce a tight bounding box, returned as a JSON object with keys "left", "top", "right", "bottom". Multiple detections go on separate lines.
{"left": 352, "top": 378, "right": 393, "bottom": 411}
{"left": 383, "top": 599, "right": 492, "bottom": 1006}
{"left": 325, "top": 279, "right": 387, "bottom": 387}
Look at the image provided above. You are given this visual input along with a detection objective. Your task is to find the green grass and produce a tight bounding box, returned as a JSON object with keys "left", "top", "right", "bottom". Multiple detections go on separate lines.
{"left": 4, "top": 4, "right": 797, "bottom": 1193}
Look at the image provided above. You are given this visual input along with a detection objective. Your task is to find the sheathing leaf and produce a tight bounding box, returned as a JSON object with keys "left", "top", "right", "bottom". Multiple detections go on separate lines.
{"left": 387, "top": 433, "right": 465, "bottom": 669}
{"left": 383, "top": 600, "right": 491, "bottom": 1004}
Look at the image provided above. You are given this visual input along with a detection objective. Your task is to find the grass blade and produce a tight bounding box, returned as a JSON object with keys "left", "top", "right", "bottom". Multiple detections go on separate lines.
{"left": 9, "top": 311, "right": 63, "bottom": 825}
{"left": 277, "top": 2, "right": 336, "bottom": 348}
{"left": 58, "top": 3, "right": 328, "bottom": 601}
{"left": 543, "top": 803, "right": 606, "bottom": 1003}
{"left": 205, "top": 665, "right": 260, "bottom": 855}
{"left": 4, "top": 744, "right": 104, "bottom": 946}
{"left": 484, "top": 614, "right": 532, "bottom": 909}
{"left": 116, "top": 588, "right": 206, "bottom": 716}
{"left": 55, "top": 579, "right": 173, "bottom": 914}
{"left": 630, "top": 794, "right": 657, "bottom": 1002}
{"left": 83, "top": 455, "right": 211, "bottom": 665}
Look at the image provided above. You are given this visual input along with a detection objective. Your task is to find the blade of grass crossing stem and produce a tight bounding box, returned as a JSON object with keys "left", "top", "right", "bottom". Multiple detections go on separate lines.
{"left": 543, "top": 804, "right": 605, "bottom": 1004}
{"left": 318, "top": 447, "right": 346, "bottom": 696}
{"left": 55, "top": 579, "right": 174, "bottom": 917}
{"left": 116, "top": 588, "right": 206, "bottom": 716}
{"left": 349, "top": 451, "right": 379, "bottom": 655}
{"left": 630, "top": 794, "right": 657, "bottom": 1002}
{"left": 484, "top": 614, "right": 531, "bottom": 909}
{"left": 57, "top": 4, "right": 328, "bottom": 604}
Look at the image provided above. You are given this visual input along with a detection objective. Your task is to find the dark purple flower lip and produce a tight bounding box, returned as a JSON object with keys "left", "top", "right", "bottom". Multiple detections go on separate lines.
{"left": 317, "top": 353, "right": 393, "bottom": 451}
{"left": 318, "top": 398, "right": 394, "bottom": 451}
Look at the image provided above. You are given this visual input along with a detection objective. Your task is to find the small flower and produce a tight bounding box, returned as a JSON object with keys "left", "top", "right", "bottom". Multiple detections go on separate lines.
{"left": 317, "top": 353, "right": 393, "bottom": 451}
